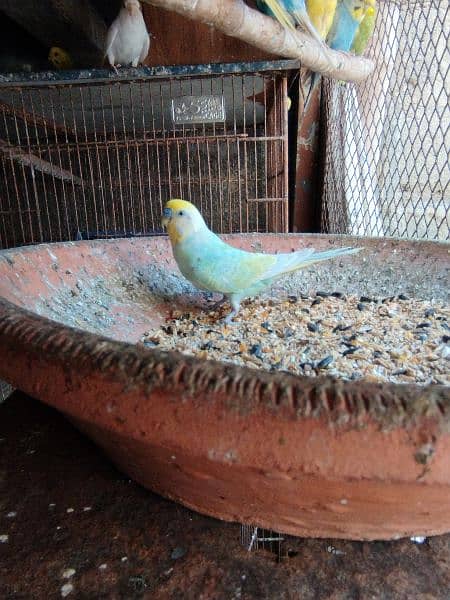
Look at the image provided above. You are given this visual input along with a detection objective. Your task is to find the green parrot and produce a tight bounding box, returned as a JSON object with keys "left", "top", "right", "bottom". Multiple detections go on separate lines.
{"left": 351, "top": 1, "right": 378, "bottom": 55}
{"left": 162, "top": 199, "right": 360, "bottom": 323}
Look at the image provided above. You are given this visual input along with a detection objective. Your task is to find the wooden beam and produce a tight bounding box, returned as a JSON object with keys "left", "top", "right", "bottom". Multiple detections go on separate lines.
{"left": 292, "top": 71, "right": 322, "bottom": 233}
{"left": 141, "top": 0, "right": 375, "bottom": 83}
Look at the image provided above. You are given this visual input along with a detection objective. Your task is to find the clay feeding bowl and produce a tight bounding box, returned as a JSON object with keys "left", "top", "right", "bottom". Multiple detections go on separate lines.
{"left": 0, "top": 234, "right": 449, "bottom": 540}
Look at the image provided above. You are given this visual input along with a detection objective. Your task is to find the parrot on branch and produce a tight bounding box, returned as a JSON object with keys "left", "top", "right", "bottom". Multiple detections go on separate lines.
{"left": 105, "top": 0, "right": 150, "bottom": 73}
{"left": 351, "top": 1, "right": 378, "bottom": 55}
{"left": 256, "top": 0, "right": 326, "bottom": 47}
{"left": 162, "top": 199, "right": 360, "bottom": 323}
{"left": 303, "top": 0, "right": 376, "bottom": 106}
{"left": 327, "top": 0, "right": 376, "bottom": 52}
{"left": 305, "top": 0, "right": 338, "bottom": 40}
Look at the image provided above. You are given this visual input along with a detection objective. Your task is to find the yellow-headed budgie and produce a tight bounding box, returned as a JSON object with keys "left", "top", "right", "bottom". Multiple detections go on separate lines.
{"left": 105, "top": 0, "right": 150, "bottom": 72}
{"left": 162, "top": 199, "right": 360, "bottom": 323}
{"left": 351, "top": 1, "right": 377, "bottom": 55}
{"left": 48, "top": 47, "right": 73, "bottom": 70}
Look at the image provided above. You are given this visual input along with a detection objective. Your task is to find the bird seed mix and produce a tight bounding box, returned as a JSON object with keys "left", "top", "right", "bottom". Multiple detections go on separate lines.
{"left": 141, "top": 294, "right": 449, "bottom": 385}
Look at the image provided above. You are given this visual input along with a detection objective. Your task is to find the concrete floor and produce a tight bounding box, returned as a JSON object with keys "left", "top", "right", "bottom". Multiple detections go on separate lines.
{"left": 1, "top": 393, "right": 449, "bottom": 599}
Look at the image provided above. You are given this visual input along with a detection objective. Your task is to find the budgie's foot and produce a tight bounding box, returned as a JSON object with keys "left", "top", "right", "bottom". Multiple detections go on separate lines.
{"left": 112, "top": 64, "right": 120, "bottom": 74}
{"left": 220, "top": 296, "right": 241, "bottom": 325}
{"left": 221, "top": 310, "right": 238, "bottom": 326}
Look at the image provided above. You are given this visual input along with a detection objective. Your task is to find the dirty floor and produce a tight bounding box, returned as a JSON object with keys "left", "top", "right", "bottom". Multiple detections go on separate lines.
{"left": 1, "top": 393, "right": 449, "bottom": 599}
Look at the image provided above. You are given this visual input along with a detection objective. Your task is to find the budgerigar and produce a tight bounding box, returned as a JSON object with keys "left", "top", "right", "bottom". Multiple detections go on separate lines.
{"left": 327, "top": 0, "right": 375, "bottom": 52}
{"left": 306, "top": 0, "right": 338, "bottom": 40}
{"left": 351, "top": 1, "right": 377, "bottom": 55}
{"left": 105, "top": 0, "right": 150, "bottom": 72}
{"left": 256, "top": 0, "right": 325, "bottom": 47}
{"left": 162, "top": 199, "right": 360, "bottom": 323}
{"left": 48, "top": 47, "right": 73, "bottom": 70}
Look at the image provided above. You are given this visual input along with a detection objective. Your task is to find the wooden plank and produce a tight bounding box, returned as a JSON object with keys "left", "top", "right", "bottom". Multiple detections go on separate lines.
{"left": 292, "top": 68, "right": 322, "bottom": 233}
{"left": 142, "top": 1, "right": 273, "bottom": 67}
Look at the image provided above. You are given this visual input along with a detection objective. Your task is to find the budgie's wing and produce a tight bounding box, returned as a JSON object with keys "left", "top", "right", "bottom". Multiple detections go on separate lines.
{"left": 105, "top": 21, "right": 119, "bottom": 58}
{"left": 261, "top": 248, "right": 317, "bottom": 280}
{"left": 198, "top": 244, "right": 278, "bottom": 293}
{"left": 261, "top": 0, "right": 296, "bottom": 31}
{"left": 289, "top": 3, "right": 327, "bottom": 46}
{"left": 139, "top": 33, "right": 150, "bottom": 63}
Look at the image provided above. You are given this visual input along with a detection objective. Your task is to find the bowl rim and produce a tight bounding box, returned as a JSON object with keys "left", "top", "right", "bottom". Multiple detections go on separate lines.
{"left": 1, "top": 295, "right": 448, "bottom": 431}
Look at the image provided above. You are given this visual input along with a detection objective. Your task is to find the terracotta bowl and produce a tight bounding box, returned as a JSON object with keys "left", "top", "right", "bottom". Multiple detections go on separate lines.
{"left": 0, "top": 234, "right": 449, "bottom": 540}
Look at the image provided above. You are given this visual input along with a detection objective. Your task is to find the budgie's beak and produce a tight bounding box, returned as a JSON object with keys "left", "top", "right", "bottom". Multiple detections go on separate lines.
{"left": 162, "top": 207, "right": 172, "bottom": 228}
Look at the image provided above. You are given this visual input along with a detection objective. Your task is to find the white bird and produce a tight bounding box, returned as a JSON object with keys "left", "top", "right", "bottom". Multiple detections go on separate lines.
{"left": 105, "top": 0, "right": 150, "bottom": 72}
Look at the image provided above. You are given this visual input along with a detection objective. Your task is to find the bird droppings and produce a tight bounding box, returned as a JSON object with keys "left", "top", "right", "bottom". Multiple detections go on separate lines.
{"left": 327, "top": 545, "right": 346, "bottom": 556}
{"left": 60, "top": 583, "right": 74, "bottom": 597}
{"left": 66, "top": 508, "right": 74, "bottom": 513}
{"left": 121, "top": 556, "right": 128, "bottom": 562}
{"left": 141, "top": 295, "right": 449, "bottom": 385}
{"left": 49, "top": 503, "right": 56, "bottom": 508}
{"left": 6, "top": 511, "right": 17, "bottom": 518}
{"left": 0, "top": 534, "right": 9, "bottom": 543}
{"left": 98, "top": 563, "right": 107, "bottom": 570}
{"left": 82, "top": 506, "right": 92, "bottom": 512}
{"left": 62, "top": 568, "right": 76, "bottom": 579}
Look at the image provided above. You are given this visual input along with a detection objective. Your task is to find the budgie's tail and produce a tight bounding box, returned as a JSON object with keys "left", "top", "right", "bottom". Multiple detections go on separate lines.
{"left": 261, "top": 0, "right": 327, "bottom": 49}
{"left": 268, "top": 246, "right": 361, "bottom": 279}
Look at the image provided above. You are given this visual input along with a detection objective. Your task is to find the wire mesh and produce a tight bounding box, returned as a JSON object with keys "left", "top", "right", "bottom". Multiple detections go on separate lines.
{"left": 0, "top": 66, "right": 290, "bottom": 249}
{"left": 321, "top": 0, "right": 449, "bottom": 241}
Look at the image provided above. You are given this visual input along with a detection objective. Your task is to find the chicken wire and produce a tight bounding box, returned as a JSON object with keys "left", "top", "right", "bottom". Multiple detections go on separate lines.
{"left": 0, "top": 62, "right": 291, "bottom": 250}
{"left": 321, "top": 0, "right": 449, "bottom": 241}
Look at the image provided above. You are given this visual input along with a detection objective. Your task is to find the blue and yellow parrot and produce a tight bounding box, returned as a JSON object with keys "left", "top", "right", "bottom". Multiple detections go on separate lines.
{"left": 256, "top": 0, "right": 325, "bottom": 46}
{"left": 327, "top": 0, "right": 376, "bottom": 52}
{"left": 162, "top": 199, "right": 360, "bottom": 323}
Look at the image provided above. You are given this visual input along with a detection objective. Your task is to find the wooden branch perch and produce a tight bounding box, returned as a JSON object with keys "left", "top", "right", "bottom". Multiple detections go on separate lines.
{"left": 0, "top": 139, "right": 83, "bottom": 186}
{"left": 0, "top": 102, "right": 76, "bottom": 141}
{"left": 141, "top": 0, "right": 375, "bottom": 82}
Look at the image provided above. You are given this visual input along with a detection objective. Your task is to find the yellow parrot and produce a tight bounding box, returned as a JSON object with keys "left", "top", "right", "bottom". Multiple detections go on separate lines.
{"left": 48, "top": 47, "right": 73, "bottom": 70}
{"left": 305, "top": 0, "right": 338, "bottom": 40}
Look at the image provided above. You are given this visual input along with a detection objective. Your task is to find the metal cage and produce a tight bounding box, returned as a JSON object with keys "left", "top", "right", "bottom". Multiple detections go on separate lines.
{"left": 0, "top": 61, "right": 292, "bottom": 249}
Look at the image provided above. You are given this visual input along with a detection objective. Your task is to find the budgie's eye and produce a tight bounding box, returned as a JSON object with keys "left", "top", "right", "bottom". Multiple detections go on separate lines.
{"left": 178, "top": 211, "right": 184, "bottom": 216}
